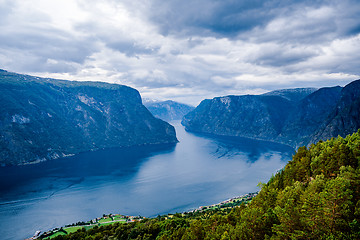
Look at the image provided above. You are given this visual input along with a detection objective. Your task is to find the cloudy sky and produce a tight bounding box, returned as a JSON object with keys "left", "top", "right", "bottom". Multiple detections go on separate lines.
{"left": 1, "top": 0, "right": 360, "bottom": 105}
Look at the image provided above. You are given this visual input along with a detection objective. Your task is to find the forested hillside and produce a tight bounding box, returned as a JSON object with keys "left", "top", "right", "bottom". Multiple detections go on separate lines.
{"left": 49, "top": 130, "right": 360, "bottom": 239}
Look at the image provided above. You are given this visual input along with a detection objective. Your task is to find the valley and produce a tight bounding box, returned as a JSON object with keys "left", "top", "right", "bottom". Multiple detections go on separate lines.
{"left": 0, "top": 122, "right": 293, "bottom": 240}
{"left": 1, "top": 1, "right": 360, "bottom": 239}
{"left": 1, "top": 71, "right": 359, "bottom": 240}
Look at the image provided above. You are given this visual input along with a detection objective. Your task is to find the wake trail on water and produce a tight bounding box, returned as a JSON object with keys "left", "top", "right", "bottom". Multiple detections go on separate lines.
{"left": 0, "top": 177, "right": 85, "bottom": 206}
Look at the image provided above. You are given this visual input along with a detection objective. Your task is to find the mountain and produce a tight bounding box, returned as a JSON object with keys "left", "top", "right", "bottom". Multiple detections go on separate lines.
{"left": 262, "top": 87, "right": 317, "bottom": 102}
{"left": 182, "top": 82, "right": 360, "bottom": 148}
{"left": 182, "top": 94, "right": 293, "bottom": 141}
{"left": 311, "top": 80, "right": 360, "bottom": 144}
{"left": 144, "top": 100, "right": 195, "bottom": 122}
{"left": 0, "top": 70, "right": 177, "bottom": 166}
{"left": 277, "top": 86, "right": 343, "bottom": 147}
{"left": 45, "top": 131, "right": 360, "bottom": 240}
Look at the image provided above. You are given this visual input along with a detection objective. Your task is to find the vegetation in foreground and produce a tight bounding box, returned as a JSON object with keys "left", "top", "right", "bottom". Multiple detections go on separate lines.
{"left": 45, "top": 130, "right": 360, "bottom": 239}
{"left": 36, "top": 193, "right": 256, "bottom": 239}
{"left": 38, "top": 215, "right": 144, "bottom": 239}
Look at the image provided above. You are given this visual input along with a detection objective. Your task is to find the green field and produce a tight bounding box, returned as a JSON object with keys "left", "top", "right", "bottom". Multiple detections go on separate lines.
{"left": 98, "top": 218, "right": 112, "bottom": 224}
{"left": 99, "top": 222, "right": 119, "bottom": 226}
{"left": 113, "top": 216, "right": 126, "bottom": 221}
{"left": 64, "top": 226, "right": 84, "bottom": 233}
{"left": 44, "top": 231, "right": 66, "bottom": 239}
{"left": 42, "top": 215, "right": 129, "bottom": 239}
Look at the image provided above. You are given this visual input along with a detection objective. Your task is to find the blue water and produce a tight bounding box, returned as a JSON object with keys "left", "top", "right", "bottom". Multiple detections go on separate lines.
{"left": 0, "top": 122, "right": 294, "bottom": 240}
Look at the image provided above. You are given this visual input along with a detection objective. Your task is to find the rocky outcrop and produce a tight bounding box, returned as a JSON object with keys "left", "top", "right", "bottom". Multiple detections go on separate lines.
{"left": 0, "top": 70, "right": 177, "bottom": 166}
{"left": 144, "top": 100, "right": 195, "bottom": 122}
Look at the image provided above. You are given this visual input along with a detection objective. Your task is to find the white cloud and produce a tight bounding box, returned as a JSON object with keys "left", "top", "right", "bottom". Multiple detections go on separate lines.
{"left": 0, "top": 0, "right": 359, "bottom": 106}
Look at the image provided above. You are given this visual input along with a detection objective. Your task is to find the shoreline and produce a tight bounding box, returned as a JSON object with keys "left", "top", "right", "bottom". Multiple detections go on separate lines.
{"left": 30, "top": 191, "right": 258, "bottom": 239}
{"left": 1, "top": 141, "right": 178, "bottom": 168}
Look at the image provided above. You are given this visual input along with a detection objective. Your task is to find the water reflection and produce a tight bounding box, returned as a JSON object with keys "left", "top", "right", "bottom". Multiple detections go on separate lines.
{"left": 0, "top": 121, "right": 294, "bottom": 240}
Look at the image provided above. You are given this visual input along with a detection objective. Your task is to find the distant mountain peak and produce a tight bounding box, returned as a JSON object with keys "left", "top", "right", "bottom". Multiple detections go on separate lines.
{"left": 144, "top": 100, "right": 195, "bottom": 122}
{"left": 142, "top": 98, "right": 161, "bottom": 104}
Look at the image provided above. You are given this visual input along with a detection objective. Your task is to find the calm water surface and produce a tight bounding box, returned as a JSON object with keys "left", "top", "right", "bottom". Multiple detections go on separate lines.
{"left": 0, "top": 122, "right": 294, "bottom": 240}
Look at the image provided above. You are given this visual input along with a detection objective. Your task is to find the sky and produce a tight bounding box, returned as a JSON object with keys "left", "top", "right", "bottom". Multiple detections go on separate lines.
{"left": 0, "top": 0, "right": 360, "bottom": 105}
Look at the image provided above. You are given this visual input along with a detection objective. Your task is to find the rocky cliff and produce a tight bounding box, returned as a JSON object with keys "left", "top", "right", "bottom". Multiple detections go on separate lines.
{"left": 310, "top": 80, "right": 360, "bottom": 144}
{"left": 277, "top": 86, "right": 342, "bottom": 147}
{"left": 182, "top": 95, "right": 292, "bottom": 141}
{"left": 182, "top": 82, "right": 360, "bottom": 148}
{"left": 144, "top": 100, "right": 195, "bottom": 122}
{"left": 0, "top": 70, "right": 177, "bottom": 166}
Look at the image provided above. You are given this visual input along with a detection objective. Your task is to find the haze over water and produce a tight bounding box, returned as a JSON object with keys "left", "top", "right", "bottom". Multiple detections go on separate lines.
{"left": 0, "top": 122, "right": 294, "bottom": 240}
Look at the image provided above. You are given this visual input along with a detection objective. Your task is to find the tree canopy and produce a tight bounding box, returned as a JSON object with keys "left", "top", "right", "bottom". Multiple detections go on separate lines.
{"left": 48, "top": 130, "right": 360, "bottom": 240}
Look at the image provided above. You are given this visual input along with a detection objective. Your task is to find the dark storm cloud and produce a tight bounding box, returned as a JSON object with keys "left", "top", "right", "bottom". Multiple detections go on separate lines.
{"left": 148, "top": 0, "right": 317, "bottom": 37}
{"left": 148, "top": 0, "right": 360, "bottom": 43}
{"left": 148, "top": 0, "right": 270, "bottom": 37}
{"left": 244, "top": 1, "right": 360, "bottom": 45}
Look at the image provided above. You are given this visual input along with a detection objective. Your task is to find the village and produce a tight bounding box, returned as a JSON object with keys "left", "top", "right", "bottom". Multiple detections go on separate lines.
{"left": 192, "top": 192, "right": 258, "bottom": 213}
{"left": 26, "top": 214, "right": 145, "bottom": 240}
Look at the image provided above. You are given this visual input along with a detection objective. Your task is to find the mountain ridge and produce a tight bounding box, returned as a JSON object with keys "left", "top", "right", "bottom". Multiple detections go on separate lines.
{"left": 144, "top": 100, "right": 195, "bottom": 122}
{"left": 182, "top": 81, "right": 360, "bottom": 148}
{"left": 262, "top": 87, "right": 318, "bottom": 102}
{"left": 0, "top": 69, "right": 178, "bottom": 166}
{"left": 310, "top": 80, "right": 360, "bottom": 144}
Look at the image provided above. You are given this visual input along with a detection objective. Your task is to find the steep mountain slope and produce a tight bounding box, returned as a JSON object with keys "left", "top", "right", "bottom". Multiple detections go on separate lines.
{"left": 278, "top": 86, "right": 342, "bottom": 147}
{"left": 144, "top": 100, "right": 195, "bottom": 122}
{"left": 182, "top": 95, "right": 292, "bottom": 141}
{"left": 0, "top": 70, "right": 177, "bottom": 166}
{"left": 311, "top": 80, "right": 360, "bottom": 144}
{"left": 182, "top": 82, "right": 359, "bottom": 148}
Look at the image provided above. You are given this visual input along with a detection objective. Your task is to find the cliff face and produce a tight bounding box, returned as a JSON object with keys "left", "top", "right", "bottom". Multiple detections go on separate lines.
{"left": 0, "top": 70, "right": 177, "bottom": 166}
{"left": 182, "top": 83, "right": 359, "bottom": 148}
{"left": 310, "top": 80, "right": 360, "bottom": 144}
{"left": 277, "top": 86, "right": 342, "bottom": 147}
{"left": 144, "top": 100, "right": 195, "bottom": 122}
{"left": 182, "top": 95, "right": 293, "bottom": 141}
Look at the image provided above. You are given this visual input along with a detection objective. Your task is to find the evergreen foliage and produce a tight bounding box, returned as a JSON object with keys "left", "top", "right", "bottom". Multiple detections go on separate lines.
{"left": 48, "top": 130, "right": 360, "bottom": 239}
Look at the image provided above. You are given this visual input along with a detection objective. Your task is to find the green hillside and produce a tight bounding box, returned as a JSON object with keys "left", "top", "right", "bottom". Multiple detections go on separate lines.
{"left": 48, "top": 130, "right": 360, "bottom": 240}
